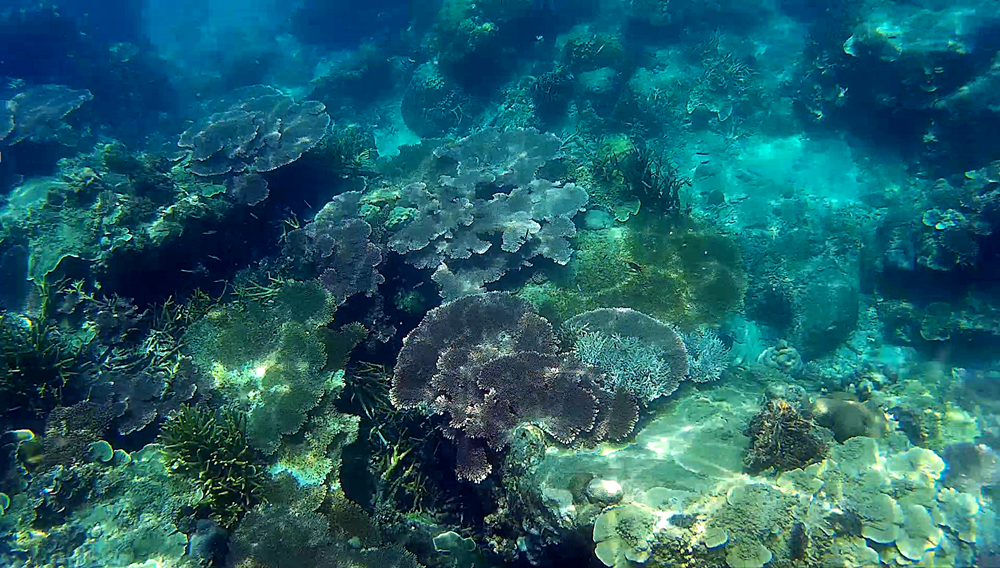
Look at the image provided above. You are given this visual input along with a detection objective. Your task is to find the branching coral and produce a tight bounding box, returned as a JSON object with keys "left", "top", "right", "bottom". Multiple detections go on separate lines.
{"left": 160, "top": 405, "right": 267, "bottom": 528}
{"left": 391, "top": 293, "right": 635, "bottom": 482}
{"left": 566, "top": 308, "right": 691, "bottom": 402}
{"left": 178, "top": 85, "right": 331, "bottom": 177}
{"left": 744, "top": 399, "right": 827, "bottom": 474}
{"left": 0, "top": 313, "right": 90, "bottom": 423}
{"left": 607, "top": 139, "right": 689, "bottom": 217}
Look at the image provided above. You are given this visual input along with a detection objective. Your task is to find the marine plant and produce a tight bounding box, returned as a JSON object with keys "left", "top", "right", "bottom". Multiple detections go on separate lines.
{"left": 0, "top": 313, "right": 90, "bottom": 424}
{"left": 608, "top": 139, "right": 689, "bottom": 218}
{"left": 159, "top": 405, "right": 267, "bottom": 529}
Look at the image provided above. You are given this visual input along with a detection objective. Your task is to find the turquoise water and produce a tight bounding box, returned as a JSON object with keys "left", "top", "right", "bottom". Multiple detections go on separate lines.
{"left": 0, "top": 1, "right": 999, "bottom": 567}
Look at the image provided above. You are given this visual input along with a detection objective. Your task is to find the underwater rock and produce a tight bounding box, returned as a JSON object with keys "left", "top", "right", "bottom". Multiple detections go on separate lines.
{"left": 941, "top": 442, "right": 999, "bottom": 493}
{"left": 585, "top": 478, "right": 624, "bottom": 506}
{"left": 812, "top": 395, "right": 888, "bottom": 443}
{"left": 789, "top": 260, "right": 859, "bottom": 359}
{"left": 186, "top": 519, "right": 228, "bottom": 566}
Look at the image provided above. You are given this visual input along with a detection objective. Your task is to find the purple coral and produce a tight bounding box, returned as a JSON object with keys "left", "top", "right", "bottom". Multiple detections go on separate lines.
{"left": 283, "top": 192, "right": 383, "bottom": 306}
{"left": 178, "top": 85, "right": 331, "bottom": 177}
{"left": 392, "top": 293, "right": 632, "bottom": 482}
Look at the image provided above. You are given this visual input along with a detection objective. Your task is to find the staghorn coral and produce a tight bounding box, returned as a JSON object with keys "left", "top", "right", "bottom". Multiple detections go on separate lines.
{"left": 159, "top": 405, "right": 267, "bottom": 529}
{"left": 0, "top": 313, "right": 91, "bottom": 431}
{"left": 178, "top": 85, "right": 331, "bottom": 177}
{"left": 391, "top": 293, "right": 632, "bottom": 482}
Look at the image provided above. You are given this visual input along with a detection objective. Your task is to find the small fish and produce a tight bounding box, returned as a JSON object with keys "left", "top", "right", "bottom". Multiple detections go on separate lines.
{"left": 700, "top": 160, "right": 711, "bottom": 165}
{"left": 626, "top": 261, "right": 643, "bottom": 272}
{"left": 207, "top": 255, "right": 221, "bottom": 261}
{"left": 696, "top": 151, "right": 710, "bottom": 156}
{"left": 202, "top": 230, "right": 217, "bottom": 235}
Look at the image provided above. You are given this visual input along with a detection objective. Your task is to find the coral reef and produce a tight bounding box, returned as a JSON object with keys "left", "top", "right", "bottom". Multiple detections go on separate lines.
{"left": 565, "top": 307, "right": 690, "bottom": 403}
{"left": 0, "top": 84, "right": 93, "bottom": 146}
{"left": 5, "top": 1, "right": 1000, "bottom": 567}
{"left": 282, "top": 192, "right": 385, "bottom": 306}
{"left": 385, "top": 128, "right": 588, "bottom": 299}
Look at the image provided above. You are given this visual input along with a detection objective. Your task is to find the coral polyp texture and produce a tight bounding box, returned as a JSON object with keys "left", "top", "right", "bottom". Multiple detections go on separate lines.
{"left": 178, "top": 85, "right": 332, "bottom": 177}
{"left": 391, "top": 292, "right": 637, "bottom": 482}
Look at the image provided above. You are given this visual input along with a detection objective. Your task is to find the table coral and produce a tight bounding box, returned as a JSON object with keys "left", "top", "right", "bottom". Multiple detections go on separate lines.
{"left": 178, "top": 85, "right": 331, "bottom": 177}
